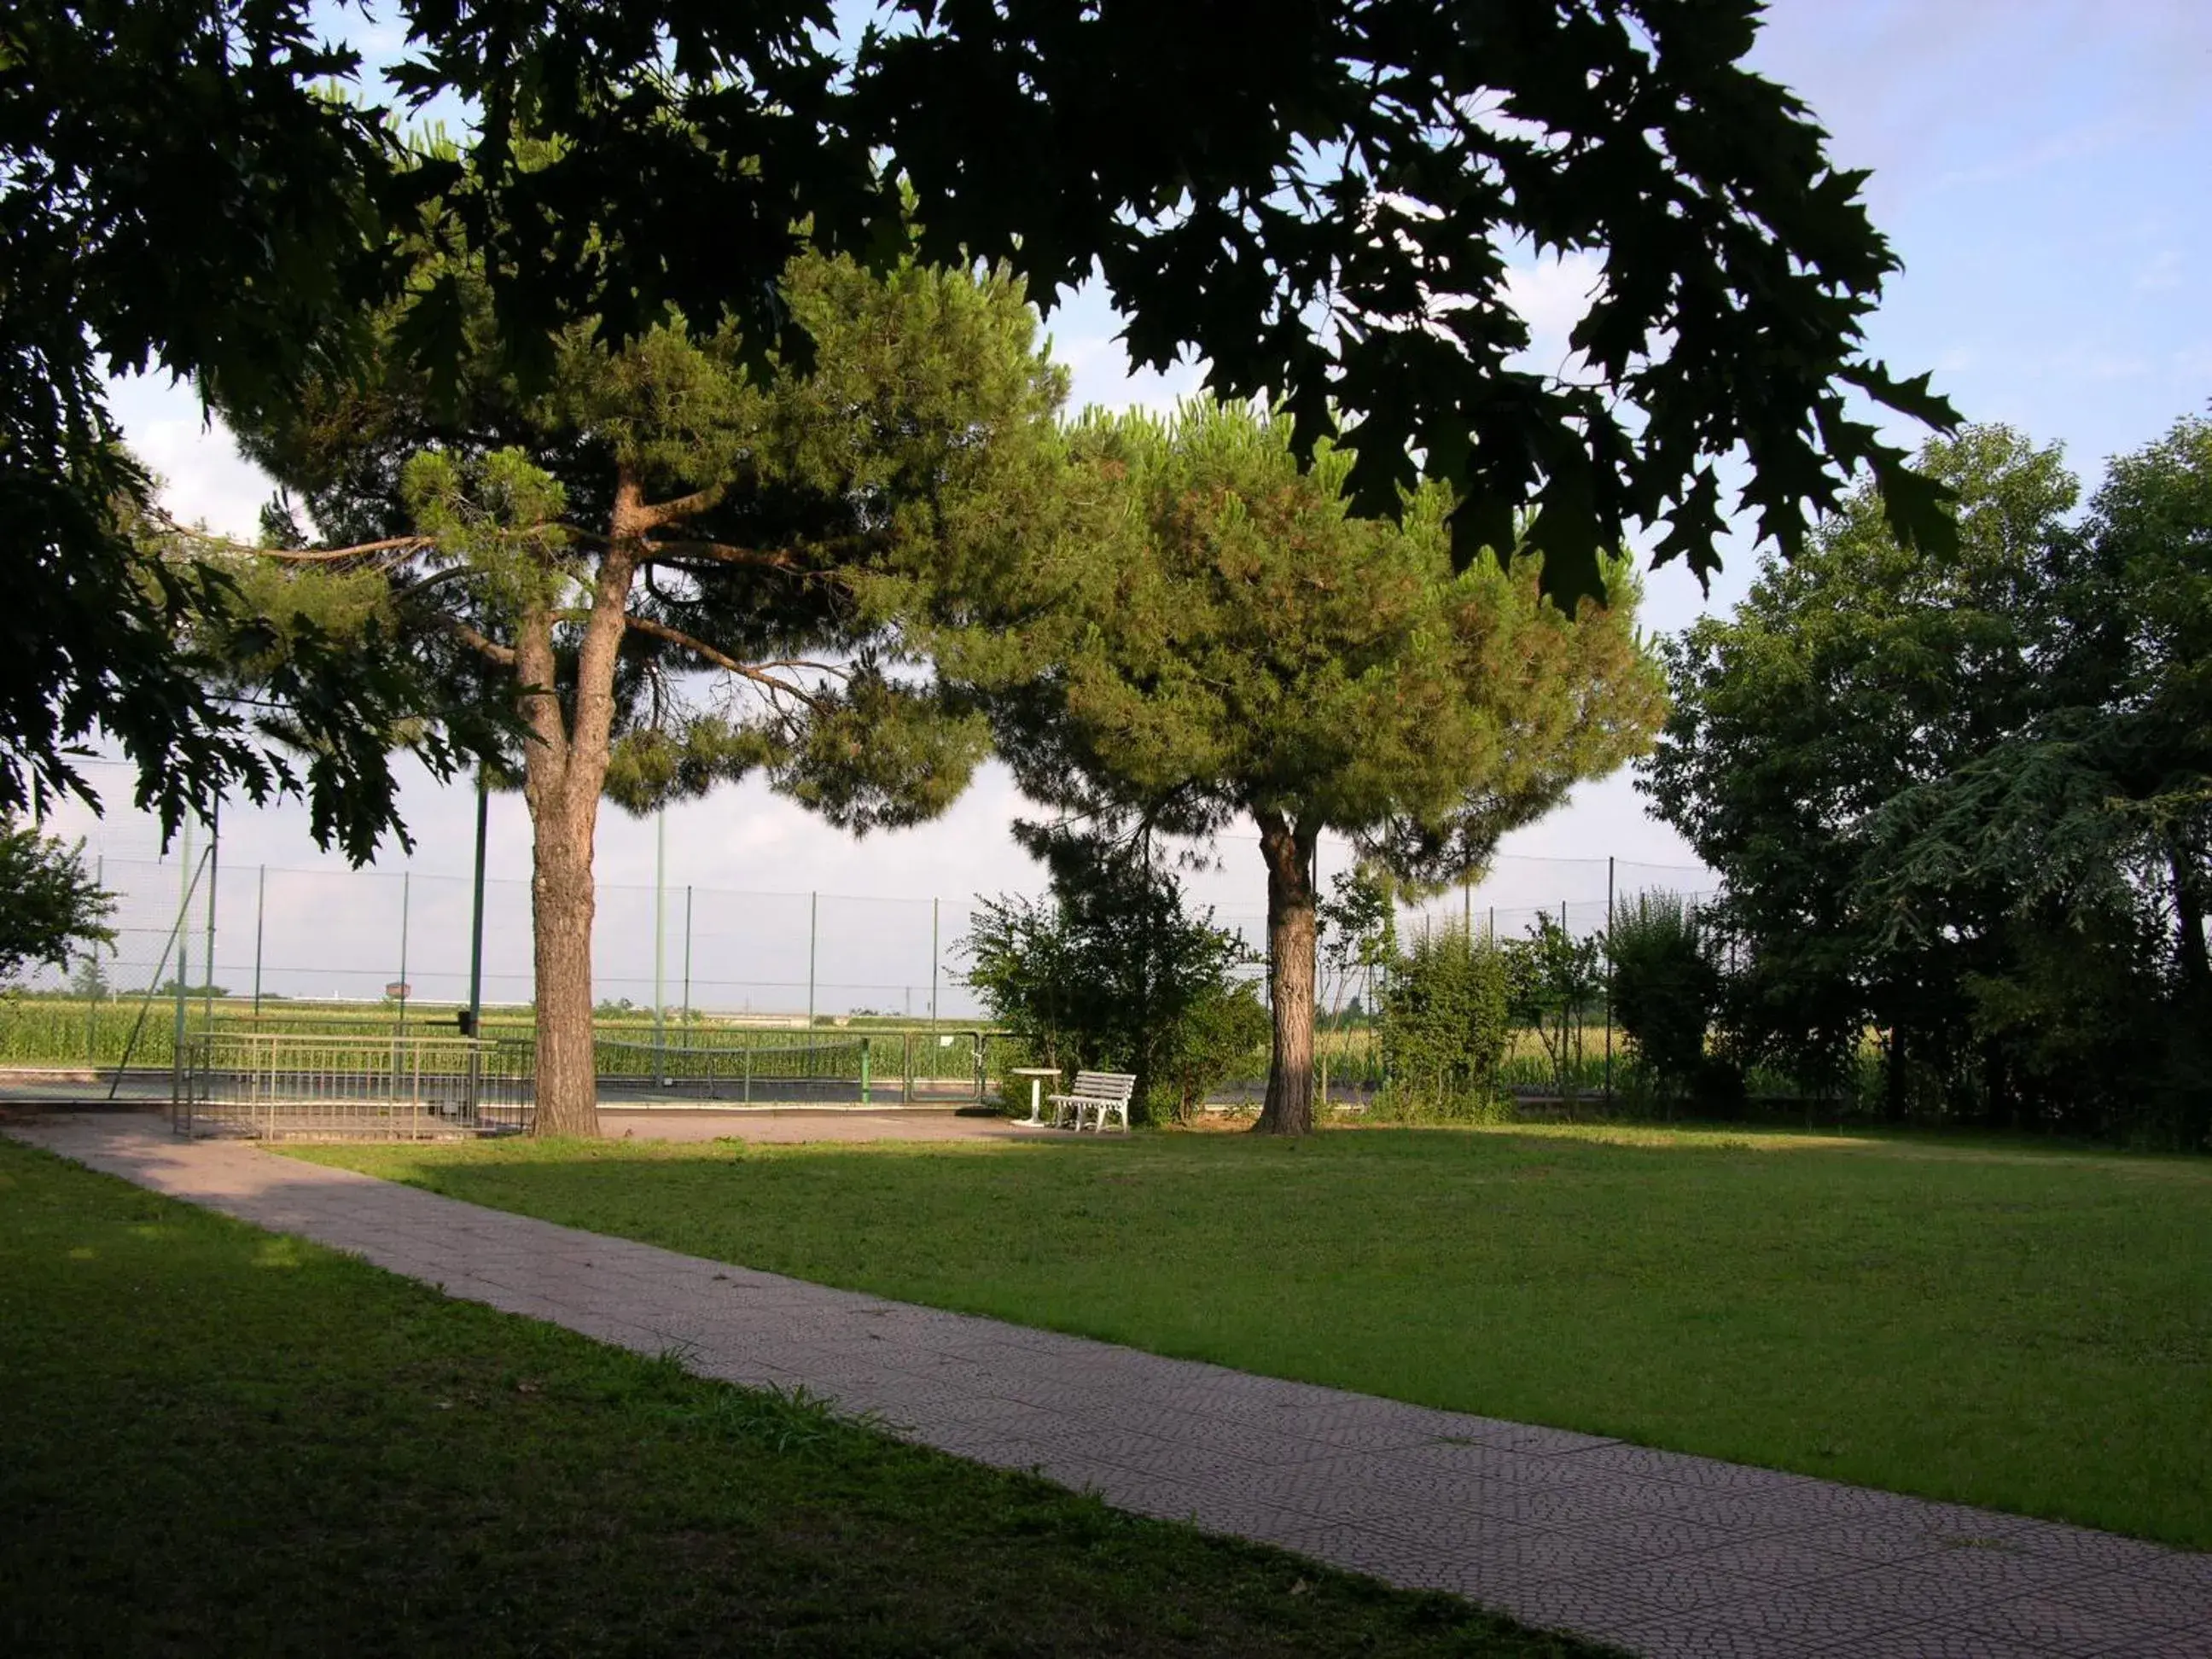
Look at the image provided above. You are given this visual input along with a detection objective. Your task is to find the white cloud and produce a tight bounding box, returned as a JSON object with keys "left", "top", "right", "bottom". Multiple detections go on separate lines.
{"left": 106, "top": 375, "right": 275, "bottom": 539}
{"left": 1051, "top": 331, "right": 1208, "bottom": 417}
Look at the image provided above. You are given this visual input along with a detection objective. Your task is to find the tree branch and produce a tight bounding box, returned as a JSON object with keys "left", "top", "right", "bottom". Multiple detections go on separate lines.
{"left": 251, "top": 536, "right": 436, "bottom": 563}
{"left": 633, "top": 483, "right": 727, "bottom": 530}
{"left": 392, "top": 566, "right": 477, "bottom": 602}
{"left": 621, "top": 613, "right": 824, "bottom": 709}
{"left": 640, "top": 539, "right": 800, "bottom": 573}
{"left": 433, "top": 614, "right": 516, "bottom": 667}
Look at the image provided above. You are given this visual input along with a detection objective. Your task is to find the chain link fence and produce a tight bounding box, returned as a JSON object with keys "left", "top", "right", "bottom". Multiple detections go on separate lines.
{"left": 2, "top": 829, "right": 1714, "bottom": 1114}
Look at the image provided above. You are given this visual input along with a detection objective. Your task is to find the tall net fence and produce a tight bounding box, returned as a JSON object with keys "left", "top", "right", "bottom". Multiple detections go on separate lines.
{"left": 2, "top": 832, "right": 1715, "bottom": 1105}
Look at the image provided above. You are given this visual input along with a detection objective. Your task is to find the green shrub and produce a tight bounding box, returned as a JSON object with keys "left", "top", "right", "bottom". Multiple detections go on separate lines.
{"left": 1377, "top": 923, "right": 1509, "bottom": 1119}
{"left": 1502, "top": 915, "right": 1604, "bottom": 1106}
{"left": 1151, "top": 979, "right": 1270, "bottom": 1124}
{"left": 960, "top": 833, "right": 1256, "bottom": 1124}
{"left": 1604, "top": 890, "right": 1720, "bottom": 1101}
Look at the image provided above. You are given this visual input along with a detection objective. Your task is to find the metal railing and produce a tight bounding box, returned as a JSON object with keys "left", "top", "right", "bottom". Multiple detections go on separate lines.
{"left": 591, "top": 1029, "right": 987, "bottom": 1107}
{"left": 175, "top": 1032, "right": 533, "bottom": 1140}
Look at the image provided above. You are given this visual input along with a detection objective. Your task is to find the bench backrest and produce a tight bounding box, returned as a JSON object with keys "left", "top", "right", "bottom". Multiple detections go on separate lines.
{"left": 1070, "top": 1070, "right": 1138, "bottom": 1101}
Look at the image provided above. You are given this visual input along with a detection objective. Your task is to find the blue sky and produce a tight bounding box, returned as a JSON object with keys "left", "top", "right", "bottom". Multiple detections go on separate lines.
{"left": 73, "top": 1, "right": 2212, "bottom": 1010}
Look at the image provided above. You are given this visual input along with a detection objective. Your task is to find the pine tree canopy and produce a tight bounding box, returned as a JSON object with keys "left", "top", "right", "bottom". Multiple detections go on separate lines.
{"left": 922, "top": 399, "right": 1668, "bottom": 1131}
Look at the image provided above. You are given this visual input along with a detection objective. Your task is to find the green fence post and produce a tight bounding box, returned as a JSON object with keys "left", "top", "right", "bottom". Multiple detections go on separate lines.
{"left": 172, "top": 816, "right": 193, "bottom": 1101}
{"left": 654, "top": 807, "right": 667, "bottom": 1078}
{"left": 468, "top": 773, "right": 488, "bottom": 1043}
{"left": 252, "top": 864, "right": 266, "bottom": 1025}
{"left": 201, "top": 800, "right": 219, "bottom": 1037}
{"left": 87, "top": 854, "right": 103, "bottom": 1062}
{"left": 860, "top": 1036, "right": 871, "bottom": 1107}
{"left": 1604, "top": 855, "right": 1615, "bottom": 1108}
{"left": 397, "top": 869, "right": 412, "bottom": 1034}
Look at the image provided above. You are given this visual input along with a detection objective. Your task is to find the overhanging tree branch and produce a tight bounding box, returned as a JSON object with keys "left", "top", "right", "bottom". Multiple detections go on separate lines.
{"left": 621, "top": 612, "right": 824, "bottom": 708}
{"left": 634, "top": 483, "right": 728, "bottom": 530}
{"left": 640, "top": 539, "right": 800, "bottom": 573}
{"left": 434, "top": 615, "right": 516, "bottom": 667}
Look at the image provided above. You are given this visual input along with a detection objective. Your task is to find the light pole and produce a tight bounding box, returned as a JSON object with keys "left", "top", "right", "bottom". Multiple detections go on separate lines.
{"left": 654, "top": 806, "right": 667, "bottom": 1079}
{"left": 466, "top": 771, "right": 488, "bottom": 1039}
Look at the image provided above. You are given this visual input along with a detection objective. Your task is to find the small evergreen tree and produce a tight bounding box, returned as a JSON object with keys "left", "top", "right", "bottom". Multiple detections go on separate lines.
{"left": 1604, "top": 891, "right": 1721, "bottom": 1104}
{"left": 1377, "top": 923, "right": 1510, "bottom": 1120}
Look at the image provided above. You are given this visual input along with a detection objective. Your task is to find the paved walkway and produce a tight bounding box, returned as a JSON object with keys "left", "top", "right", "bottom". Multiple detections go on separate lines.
{"left": 10, "top": 1113, "right": 2208, "bottom": 1659}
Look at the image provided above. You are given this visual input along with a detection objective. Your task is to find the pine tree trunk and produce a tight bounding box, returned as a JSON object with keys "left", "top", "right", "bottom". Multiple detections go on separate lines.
{"left": 1254, "top": 808, "right": 1319, "bottom": 1136}
{"left": 2171, "top": 840, "right": 2209, "bottom": 992}
{"left": 1883, "top": 1012, "right": 1908, "bottom": 1125}
{"left": 530, "top": 790, "right": 601, "bottom": 1134}
{"left": 516, "top": 474, "right": 646, "bottom": 1137}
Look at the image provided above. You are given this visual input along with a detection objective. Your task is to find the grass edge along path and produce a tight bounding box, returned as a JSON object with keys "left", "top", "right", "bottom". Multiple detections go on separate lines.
{"left": 0, "top": 1135, "right": 1609, "bottom": 1659}
{"left": 290, "top": 1123, "right": 2212, "bottom": 1553}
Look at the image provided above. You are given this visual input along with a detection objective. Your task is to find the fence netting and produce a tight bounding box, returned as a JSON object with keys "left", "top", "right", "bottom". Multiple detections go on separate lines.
{"left": 5, "top": 835, "right": 1714, "bottom": 1106}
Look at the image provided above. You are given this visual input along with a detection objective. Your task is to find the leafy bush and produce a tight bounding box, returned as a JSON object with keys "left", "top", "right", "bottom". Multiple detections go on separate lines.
{"left": 961, "top": 835, "right": 1259, "bottom": 1124}
{"left": 1604, "top": 891, "right": 1720, "bottom": 1100}
{"left": 1151, "top": 980, "right": 1271, "bottom": 1123}
{"left": 1377, "top": 923, "right": 1509, "bottom": 1120}
{"left": 1502, "top": 915, "right": 1604, "bottom": 1106}
{"left": 0, "top": 817, "right": 114, "bottom": 984}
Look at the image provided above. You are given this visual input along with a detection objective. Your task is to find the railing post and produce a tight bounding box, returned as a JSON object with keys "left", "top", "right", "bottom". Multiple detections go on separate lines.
{"left": 201, "top": 800, "right": 219, "bottom": 1039}
{"left": 860, "top": 1037, "right": 871, "bottom": 1108}
{"left": 397, "top": 868, "right": 411, "bottom": 1035}
{"left": 654, "top": 807, "right": 667, "bottom": 1080}
{"left": 172, "top": 817, "right": 193, "bottom": 1109}
{"left": 1604, "top": 855, "right": 1615, "bottom": 1109}
{"left": 253, "top": 864, "right": 266, "bottom": 1025}
{"left": 87, "top": 854, "right": 103, "bottom": 1064}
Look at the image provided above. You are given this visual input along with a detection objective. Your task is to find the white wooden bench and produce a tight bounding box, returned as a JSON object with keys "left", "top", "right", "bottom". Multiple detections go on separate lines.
{"left": 1047, "top": 1070, "right": 1137, "bottom": 1133}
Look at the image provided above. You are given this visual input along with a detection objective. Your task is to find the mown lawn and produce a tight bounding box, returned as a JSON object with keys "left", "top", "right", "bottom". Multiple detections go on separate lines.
{"left": 296, "top": 1122, "right": 2212, "bottom": 1551}
{"left": 0, "top": 1137, "right": 1600, "bottom": 1658}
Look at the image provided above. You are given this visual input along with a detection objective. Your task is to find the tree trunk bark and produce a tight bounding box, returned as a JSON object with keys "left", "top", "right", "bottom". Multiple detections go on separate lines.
{"left": 1253, "top": 808, "right": 1319, "bottom": 1136}
{"left": 517, "top": 474, "right": 645, "bottom": 1137}
{"left": 2170, "top": 840, "right": 2209, "bottom": 993}
{"left": 529, "top": 778, "right": 601, "bottom": 1135}
{"left": 1882, "top": 1010, "right": 1908, "bottom": 1125}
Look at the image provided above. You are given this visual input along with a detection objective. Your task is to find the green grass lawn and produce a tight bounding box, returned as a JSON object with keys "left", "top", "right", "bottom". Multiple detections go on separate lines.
{"left": 0, "top": 1137, "right": 1600, "bottom": 1657}
{"left": 294, "top": 1122, "right": 2212, "bottom": 1551}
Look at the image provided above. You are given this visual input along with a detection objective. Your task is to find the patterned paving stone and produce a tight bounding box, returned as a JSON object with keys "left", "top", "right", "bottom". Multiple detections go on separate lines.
{"left": 1546, "top": 1559, "right": 1777, "bottom": 1617}
{"left": 1650, "top": 1580, "right": 1932, "bottom": 1650}
{"left": 1809, "top": 1621, "right": 2066, "bottom": 1657}
{"left": 2046, "top": 1570, "right": 2212, "bottom": 1633}
{"left": 1483, "top": 1575, "right": 1671, "bottom": 1644}
{"left": 2096, "top": 1627, "right": 2212, "bottom": 1658}
{"left": 1955, "top": 1596, "right": 2171, "bottom": 1654}
{"left": 1598, "top": 1613, "right": 1838, "bottom": 1659}
{"left": 15, "top": 1111, "right": 2209, "bottom": 1659}
{"left": 1463, "top": 1476, "right": 1697, "bottom": 1527}
{"left": 1570, "top": 1442, "right": 1816, "bottom": 1493}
